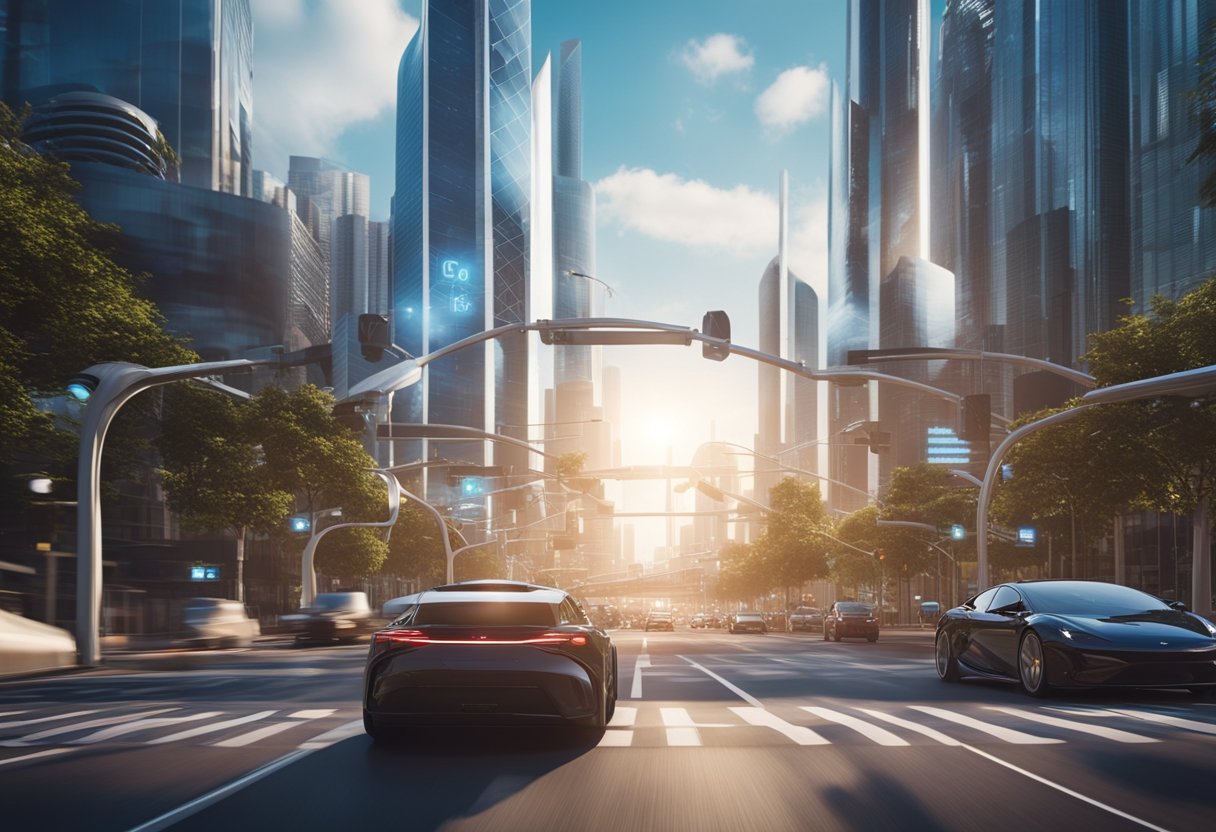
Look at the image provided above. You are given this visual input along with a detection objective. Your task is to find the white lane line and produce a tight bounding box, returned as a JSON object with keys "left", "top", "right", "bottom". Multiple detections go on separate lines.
{"left": 801, "top": 706, "right": 910, "bottom": 746}
{"left": 1104, "top": 708, "right": 1216, "bottom": 736}
{"left": 596, "top": 730, "right": 634, "bottom": 747}
{"left": 678, "top": 656, "right": 763, "bottom": 707}
{"left": 608, "top": 706, "right": 637, "bottom": 728}
{"left": 660, "top": 707, "right": 701, "bottom": 746}
{"left": 630, "top": 651, "right": 648, "bottom": 699}
{"left": 0, "top": 710, "right": 28, "bottom": 718}
{"left": 0, "top": 709, "right": 102, "bottom": 730}
{"left": 298, "top": 719, "right": 364, "bottom": 750}
{"left": 909, "top": 706, "right": 1063, "bottom": 744}
{"left": 3, "top": 709, "right": 179, "bottom": 746}
{"left": 73, "top": 712, "right": 223, "bottom": 745}
{"left": 855, "top": 708, "right": 962, "bottom": 746}
{"left": 211, "top": 722, "right": 299, "bottom": 748}
{"left": 960, "top": 744, "right": 1174, "bottom": 832}
{"left": 148, "top": 711, "right": 278, "bottom": 745}
{"left": 731, "top": 706, "right": 829, "bottom": 746}
{"left": 288, "top": 709, "right": 335, "bottom": 719}
{"left": 0, "top": 747, "right": 75, "bottom": 768}
{"left": 986, "top": 706, "right": 1159, "bottom": 744}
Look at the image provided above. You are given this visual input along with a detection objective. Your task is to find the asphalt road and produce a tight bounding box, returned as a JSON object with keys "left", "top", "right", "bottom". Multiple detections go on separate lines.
{"left": 2, "top": 629, "right": 1214, "bottom": 831}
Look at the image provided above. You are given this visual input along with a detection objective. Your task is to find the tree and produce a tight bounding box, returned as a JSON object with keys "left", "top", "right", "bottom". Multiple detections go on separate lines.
{"left": 880, "top": 463, "right": 973, "bottom": 577}
{"left": 0, "top": 101, "right": 195, "bottom": 499}
{"left": 715, "top": 541, "right": 768, "bottom": 606}
{"left": 754, "top": 478, "right": 831, "bottom": 608}
{"left": 316, "top": 527, "right": 389, "bottom": 583}
{"left": 827, "top": 506, "right": 882, "bottom": 599}
{"left": 382, "top": 502, "right": 453, "bottom": 589}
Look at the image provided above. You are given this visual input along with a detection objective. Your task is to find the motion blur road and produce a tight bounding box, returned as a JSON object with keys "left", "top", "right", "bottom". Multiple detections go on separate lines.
{"left": 2, "top": 628, "right": 1215, "bottom": 831}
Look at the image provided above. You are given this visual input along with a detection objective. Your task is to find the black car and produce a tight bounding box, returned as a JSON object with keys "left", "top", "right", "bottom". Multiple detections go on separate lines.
{"left": 291, "top": 591, "right": 377, "bottom": 644}
{"left": 823, "top": 602, "right": 879, "bottom": 642}
{"left": 935, "top": 580, "right": 1216, "bottom": 697}
{"left": 728, "top": 612, "right": 767, "bottom": 634}
{"left": 363, "top": 580, "right": 617, "bottom": 740}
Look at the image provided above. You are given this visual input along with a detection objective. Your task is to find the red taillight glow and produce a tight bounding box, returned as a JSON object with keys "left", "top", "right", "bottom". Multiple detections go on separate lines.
{"left": 372, "top": 630, "right": 589, "bottom": 648}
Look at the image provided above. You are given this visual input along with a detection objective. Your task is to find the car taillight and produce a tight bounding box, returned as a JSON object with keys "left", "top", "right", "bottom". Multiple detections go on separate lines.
{"left": 371, "top": 629, "right": 588, "bottom": 650}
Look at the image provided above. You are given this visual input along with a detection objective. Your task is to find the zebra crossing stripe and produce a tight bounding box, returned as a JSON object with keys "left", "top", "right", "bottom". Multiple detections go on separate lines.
{"left": 0, "top": 710, "right": 29, "bottom": 718}
{"left": 1104, "top": 708, "right": 1216, "bottom": 736}
{"left": 72, "top": 712, "right": 223, "bottom": 745}
{"left": 212, "top": 722, "right": 299, "bottom": 748}
{"left": 854, "top": 708, "right": 961, "bottom": 746}
{"left": 730, "top": 706, "right": 829, "bottom": 746}
{"left": 660, "top": 707, "right": 702, "bottom": 746}
{"left": 596, "top": 730, "right": 633, "bottom": 747}
{"left": 909, "top": 706, "right": 1063, "bottom": 744}
{"left": 985, "top": 706, "right": 1158, "bottom": 744}
{"left": 2, "top": 708, "right": 180, "bottom": 746}
{"left": 609, "top": 706, "right": 637, "bottom": 727}
{"left": 801, "top": 706, "right": 910, "bottom": 746}
{"left": 147, "top": 711, "right": 278, "bottom": 745}
{"left": 0, "top": 747, "right": 75, "bottom": 768}
{"left": 0, "top": 709, "right": 102, "bottom": 730}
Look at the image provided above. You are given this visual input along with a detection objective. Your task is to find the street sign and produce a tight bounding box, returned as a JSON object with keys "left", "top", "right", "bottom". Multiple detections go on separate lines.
{"left": 1017, "top": 527, "right": 1037, "bottom": 547}
{"left": 950, "top": 524, "right": 966, "bottom": 541}
{"left": 290, "top": 515, "right": 311, "bottom": 534}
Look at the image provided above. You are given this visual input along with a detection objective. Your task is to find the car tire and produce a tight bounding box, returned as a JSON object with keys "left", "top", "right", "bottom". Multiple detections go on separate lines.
{"left": 822, "top": 626, "right": 829, "bottom": 641}
{"left": 1018, "top": 631, "right": 1050, "bottom": 697}
{"left": 934, "top": 631, "right": 959, "bottom": 682}
{"left": 363, "top": 711, "right": 395, "bottom": 744}
{"left": 832, "top": 628, "right": 841, "bottom": 642}
{"left": 606, "top": 650, "right": 619, "bottom": 722}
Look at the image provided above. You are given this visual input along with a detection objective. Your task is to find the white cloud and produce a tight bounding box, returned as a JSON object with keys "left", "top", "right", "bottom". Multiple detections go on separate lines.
{"left": 252, "top": 0, "right": 418, "bottom": 174}
{"left": 680, "top": 33, "right": 754, "bottom": 84}
{"left": 787, "top": 196, "right": 829, "bottom": 300}
{"left": 755, "top": 64, "right": 830, "bottom": 132}
{"left": 596, "top": 167, "right": 777, "bottom": 256}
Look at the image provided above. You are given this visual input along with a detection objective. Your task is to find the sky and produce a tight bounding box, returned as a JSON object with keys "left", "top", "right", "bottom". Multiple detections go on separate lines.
{"left": 249, "top": 1, "right": 941, "bottom": 559}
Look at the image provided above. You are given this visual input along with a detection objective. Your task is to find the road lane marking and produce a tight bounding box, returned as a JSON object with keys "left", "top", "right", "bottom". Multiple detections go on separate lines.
{"left": 801, "top": 706, "right": 910, "bottom": 746}
{"left": 660, "top": 707, "right": 701, "bottom": 746}
{"left": 985, "top": 706, "right": 1158, "bottom": 744}
{"left": 959, "top": 744, "right": 1174, "bottom": 832}
{"left": 2, "top": 708, "right": 179, "bottom": 746}
{"left": 730, "top": 706, "right": 829, "bottom": 745}
{"left": 0, "top": 709, "right": 102, "bottom": 729}
{"left": 73, "top": 712, "right": 223, "bottom": 744}
{"left": 678, "top": 656, "right": 763, "bottom": 707}
{"left": 596, "top": 730, "right": 633, "bottom": 747}
{"left": 609, "top": 706, "right": 637, "bottom": 727}
{"left": 288, "top": 709, "right": 336, "bottom": 719}
{"left": 211, "top": 722, "right": 299, "bottom": 748}
{"left": 0, "top": 747, "right": 75, "bottom": 767}
{"left": 909, "top": 706, "right": 1063, "bottom": 744}
{"left": 0, "top": 710, "right": 28, "bottom": 718}
{"left": 630, "top": 650, "right": 648, "bottom": 699}
{"left": 854, "top": 708, "right": 962, "bottom": 746}
{"left": 1103, "top": 708, "right": 1216, "bottom": 736}
{"left": 298, "top": 719, "right": 365, "bottom": 750}
{"left": 148, "top": 711, "right": 278, "bottom": 745}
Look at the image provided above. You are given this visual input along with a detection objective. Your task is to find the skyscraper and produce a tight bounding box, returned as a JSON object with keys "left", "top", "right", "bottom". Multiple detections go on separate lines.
{"left": 393, "top": 0, "right": 534, "bottom": 505}
{"left": 0, "top": 0, "right": 253, "bottom": 195}
{"left": 288, "top": 156, "right": 371, "bottom": 262}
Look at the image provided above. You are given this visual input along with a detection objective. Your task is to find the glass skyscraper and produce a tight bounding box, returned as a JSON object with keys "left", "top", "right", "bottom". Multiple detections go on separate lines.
{"left": 393, "top": 0, "right": 533, "bottom": 503}
{"left": 0, "top": 0, "right": 253, "bottom": 196}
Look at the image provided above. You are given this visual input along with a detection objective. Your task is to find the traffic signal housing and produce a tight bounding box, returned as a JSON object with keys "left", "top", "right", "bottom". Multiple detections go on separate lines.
{"left": 701, "top": 310, "right": 731, "bottom": 361}
{"left": 960, "top": 394, "right": 991, "bottom": 442}
{"left": 358, "top": 313, "right": 391, "bottom": 361}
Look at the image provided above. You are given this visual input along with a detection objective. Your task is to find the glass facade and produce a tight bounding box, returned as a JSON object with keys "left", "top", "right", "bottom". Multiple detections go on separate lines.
{"left": 393, "top": 0, "right": 532, "bottom": 501}
{"left": 990, "top": 1, "right": 1130, "bottom": 368}
{"left": 1129, "top": 0, "right": 1216, "bottom": 309}
{"left": 0, "top": 0, "right": 253, "bottom": 196}
{"left": 287, "top": 156, "right": 370, "bottom": 261}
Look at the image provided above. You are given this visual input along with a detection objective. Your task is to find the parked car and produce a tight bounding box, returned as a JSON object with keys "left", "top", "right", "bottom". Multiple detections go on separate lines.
{"left": 0, "top": 609, "right": 74, "bottom": 676}
{"left": 728, "top": 612, "right": 767, "bottom": 634}
{"left": 823, "top": 602, "right": 880, "bottom": 642}
{"left": 644, "top": 611, "right": 674, "bottom": 632}
{"left": 935, "top": 580, "right": 1216, "bottom": 697}
{"left": 181, "top": 598, "right": 260, "bottom": 648}
{"left": 789, "top": 607, "right": 823, "bottom": 632}
{"left": 363, "top": 580, "right": 616, "bottom": 740}
{"left": 689, "top": 613, "right": 708, "bottom": 629}
{"left": 292, "top": 591, "right": 376, "bottom": 644}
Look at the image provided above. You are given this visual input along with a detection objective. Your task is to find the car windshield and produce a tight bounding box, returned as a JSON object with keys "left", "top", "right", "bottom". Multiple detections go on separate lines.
{"left": 412, "top": 601, "right": 558, "bottom": 627}
{"left": 311, "top": 593, "right": 367, "bottom": 612}
{"left": 1016, "top": 582, "right": 1170, "bottom": 616}
{"left": 836, "top": 603, "right": 872, "bottom": 615}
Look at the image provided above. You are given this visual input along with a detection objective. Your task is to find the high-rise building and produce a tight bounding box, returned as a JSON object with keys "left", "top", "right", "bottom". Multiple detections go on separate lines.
{"left": 827, "top": 0, "right": 932, "bottom": 510}
{"left": 1, "top": 0, "right": 253, "bottom": 195}
{"left": 990, "top": 1, "right": 1131, "bottom": 373}
{"left": 1129, "top": 0, "right": 1216, "bottom": 308}
{"left": 288, "top": 156, "right": 370, "bottom": 261}
{"left": 393, "top": 0, "right": 534, "bottom": 508}
{"left": 758, "top": 171, "right": 818, "bottom": 505}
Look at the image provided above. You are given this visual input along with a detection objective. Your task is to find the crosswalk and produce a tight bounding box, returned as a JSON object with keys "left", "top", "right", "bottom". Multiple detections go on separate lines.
{"left": 0, "top": 704, "right": 347, "bottom": 755}
{"left": 595, "top": 700, "right": 1216, "bottom": 750}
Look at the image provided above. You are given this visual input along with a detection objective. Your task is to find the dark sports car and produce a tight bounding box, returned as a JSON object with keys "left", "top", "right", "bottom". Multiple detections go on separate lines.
{"left": 935, "top": 580, "right": 1216, "bottom": 697}
{"left": 363, "top": 580, "right": 617, "bottom": 740}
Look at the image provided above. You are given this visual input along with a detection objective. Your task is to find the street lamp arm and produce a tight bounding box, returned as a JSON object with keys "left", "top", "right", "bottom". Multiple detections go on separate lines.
{"left": 847, "top": 348, "right": 1096, "bottom": 389}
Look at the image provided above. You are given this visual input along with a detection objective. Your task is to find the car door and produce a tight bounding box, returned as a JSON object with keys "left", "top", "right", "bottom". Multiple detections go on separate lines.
{"left": 965, "top": 586, "right": 1023, "bottom": 678}
{"left": 957, "top": 587, "right": 1001, "bottom": 672}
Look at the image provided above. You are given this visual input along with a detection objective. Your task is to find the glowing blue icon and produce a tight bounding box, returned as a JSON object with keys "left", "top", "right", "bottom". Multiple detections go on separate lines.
{"left": 204, "top": 566, "right": 219, "bottom": 579}
{"left": 289, "top": 516, "right": 311, "bottom": 534}
{"left": 950, "top": 524, "right": 965, "bottom": 541}
{"left": 67, "top": 382, "right": 92, "bottom": 402}
{"left": 1017, "top": 527, "right": 1037, "bottom": 547}
{"left": 442, "top": 258, "right": 470, "bottom": 283}
{"left": 190, "top": 566, "right": 206, "bottom": 580}
{"left": 452, "top": 294, "right": 472, "bottom": 313}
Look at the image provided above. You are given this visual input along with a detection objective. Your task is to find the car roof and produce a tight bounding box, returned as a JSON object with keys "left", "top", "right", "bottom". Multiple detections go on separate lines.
{"left": 418, "top": 580, "right": 566, "bottom": 606}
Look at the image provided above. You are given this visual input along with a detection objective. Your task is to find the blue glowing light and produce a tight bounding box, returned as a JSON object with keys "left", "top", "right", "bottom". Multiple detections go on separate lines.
{"left": 190, "top": 566, "right": 206, "bottom": 580}
{"left": 950, "top": 524, "right": 966, "bottom": 541}
{"left": 289, "top": 516, "right": 311, "bottom": 534}
{"left": 1017, "top": 527, "right": 1037, "bottom": 547}
{"left": 67, "top": 382, "right": 92, "bottom": 402}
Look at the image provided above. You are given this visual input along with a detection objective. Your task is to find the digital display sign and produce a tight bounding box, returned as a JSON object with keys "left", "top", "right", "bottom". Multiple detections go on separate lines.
{"left": 1017, "top": 527, "right": 1037, "bottom": 547}
{"left": 189, "top": 566, "right": 220, "bottom": 580}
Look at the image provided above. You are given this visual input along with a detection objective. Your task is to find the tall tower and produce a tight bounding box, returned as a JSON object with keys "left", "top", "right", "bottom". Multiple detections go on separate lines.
{"left": 0, "top": 0, "right": 254, "bottom": 196}
{"left": 392, "top": 0, "right": 533, "bottom": 506}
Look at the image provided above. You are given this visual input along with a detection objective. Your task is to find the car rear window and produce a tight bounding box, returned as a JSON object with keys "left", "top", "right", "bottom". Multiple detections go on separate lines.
{"left": 836, "top": 603, "right": 872, "bottom": 615}
{"left": 412, "top": 601, "right": 558, "bottom": 627}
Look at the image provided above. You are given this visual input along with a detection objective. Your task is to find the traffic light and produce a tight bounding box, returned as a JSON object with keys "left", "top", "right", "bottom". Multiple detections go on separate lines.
{"left": 876, "top": 548, "right": 886, "bottom": 561}
{"left": 358, "top": 313, "right": 391, "bottom": 361}
{"left": 950, "top": 524, "right": 966, "bottom": 541}
{"left": 66, "top": 373, "right": 100, "bottom": 402}
{"left": 960, "top": 394, "right": 991, "bottom": 441}
{"left": 701, "top": 310, "right": 731, "bottom": 361}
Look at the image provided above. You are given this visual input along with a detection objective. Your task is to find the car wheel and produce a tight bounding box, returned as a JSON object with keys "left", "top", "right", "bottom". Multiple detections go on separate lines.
{"left": 832, "top": 628, "right": 841, "bottom": 642}
{"left": 1018, "top": 631, "right": 1050, "bottom": 697}
{"left": 606, "top": 649, "right": 619, "bottom": 722}
{"left": 822, "top": 626, "right": 829, "bottom": 641}
{"left": 363, "top": 710, "right": 395, "bottom": 744}
{"left": 934, "top": 631, "right": 959, "bottom": 682}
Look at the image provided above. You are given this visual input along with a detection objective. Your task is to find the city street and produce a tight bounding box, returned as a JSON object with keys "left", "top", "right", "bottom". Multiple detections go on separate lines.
{"left": 1, "top": 629, "right": 1214, "bottom": 831}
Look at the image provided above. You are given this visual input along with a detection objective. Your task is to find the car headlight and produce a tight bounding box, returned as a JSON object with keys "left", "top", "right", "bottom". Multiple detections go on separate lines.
{"left": 1059, "top": 628, "right": 1105, "bottom": 644}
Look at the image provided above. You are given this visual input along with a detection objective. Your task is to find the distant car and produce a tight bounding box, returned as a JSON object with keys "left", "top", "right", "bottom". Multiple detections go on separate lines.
{"left": 293, "top": 591, "right": 376, "bottom": 644}
{"left": 823, "top": 602, "right": 879, "bottom": 642}
{"left": 789, "top": 607, "right": 823, "bottom": 632}
{"left": 689, "top": 613, "right": 708, "bottom": 629}
{"left": 0, "top": 609, "right": 74, "bottom": 676}
{"left": 935, "top": 580, "right": 1216, "bottom": 697}
{"left": 644, "top": 611, "right": 674, "bottom": 632}
{"left": 728, "top": 612, "right": 767, "bottom": 634}
{"left": 181, "top": 598, "right": 260, "bottom": 648}
{"left": 363, "top": 580, "right": 616, "bottom": 740}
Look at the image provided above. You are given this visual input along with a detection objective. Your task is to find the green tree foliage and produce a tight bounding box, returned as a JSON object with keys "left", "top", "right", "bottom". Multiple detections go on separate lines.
{"left": 0, "top": 101, "right": 195, "bottom": 493}
{"left": 880, "top": 463, "right": 973, "bottom": 575}
{"left": 382, "top": 502, "right": 454, "bottom": 589}
{"left": 754, "top": 479, "right": 831, "bottom": 604}
{"left": 316, "top": 527, "right": 389, "bottom": 583}
{"left": 715, "top": 541, "right": 767, "bottom": 605}
{"left": 828, "top": 506, "right": 882, "bottom": 593}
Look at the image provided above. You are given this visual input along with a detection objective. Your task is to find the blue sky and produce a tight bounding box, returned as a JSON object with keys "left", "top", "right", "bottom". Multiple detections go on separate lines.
{"left": 252, "top": 1, "right": 943, "bottom": 557}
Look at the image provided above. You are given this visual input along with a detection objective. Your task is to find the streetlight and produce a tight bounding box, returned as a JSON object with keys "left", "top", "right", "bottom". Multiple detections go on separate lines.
{"left": 564, "top": 269, "right": 617, "bottom": 298}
